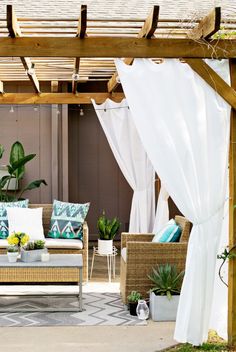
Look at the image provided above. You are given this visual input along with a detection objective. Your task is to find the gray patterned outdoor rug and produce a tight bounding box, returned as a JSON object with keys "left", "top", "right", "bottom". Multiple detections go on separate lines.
{"left": 0, "top": 292, "right": 147, "bottom": 326}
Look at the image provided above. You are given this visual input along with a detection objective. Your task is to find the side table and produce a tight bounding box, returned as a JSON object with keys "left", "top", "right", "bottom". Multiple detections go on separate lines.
{"left": 90, "top": 246, "right": 118, "bottom": 282}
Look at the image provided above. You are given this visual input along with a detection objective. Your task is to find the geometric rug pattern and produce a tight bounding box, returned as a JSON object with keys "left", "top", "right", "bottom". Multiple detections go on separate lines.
{"left": 0, "top": 293, "right": 147, "bottom": 326}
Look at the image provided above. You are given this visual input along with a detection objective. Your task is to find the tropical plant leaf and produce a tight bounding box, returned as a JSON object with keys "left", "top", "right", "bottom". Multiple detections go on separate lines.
{"left": 18, "top": 179, "right": 47, "bottom": 198}
{"left": 0, "top": 144, "right": 4, "bottom": 159}
{"left": 9, "top": 141, "right": 25, "bottom": 179}
{"left": 9, "top": 154, "right": 36, "bottom": 179}
{"left": 0, "top": 175, "right": 12, "bottom": 189}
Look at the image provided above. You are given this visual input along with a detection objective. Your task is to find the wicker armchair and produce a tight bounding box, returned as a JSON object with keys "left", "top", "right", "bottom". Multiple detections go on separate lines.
{"left": 0, "top": 204, "right": 89, "bottom": 282}
{"left": 120, "top": 216, "right": 191, "bottom": 303}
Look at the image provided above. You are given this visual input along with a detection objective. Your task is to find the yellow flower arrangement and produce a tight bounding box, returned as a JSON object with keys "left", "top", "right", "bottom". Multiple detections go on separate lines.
{"left": 7, "top": 232, "right": 30, "bottom": 247}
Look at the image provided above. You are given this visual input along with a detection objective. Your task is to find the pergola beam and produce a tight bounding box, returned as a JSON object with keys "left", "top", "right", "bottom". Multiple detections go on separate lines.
{"left": 0, "top": 92, "right": 124, "bottom": 104}
{"left": 72, "top": 5, "right": 87, "bottom": 94}
{"left": 185, "top": 59, "right": 236, "bottom": 110}
{"left": 108, "top": 5, "right": 159, "bottom": 92}
{"left": 0, "top": 37, "right": 235, "bottom": 58}
{"left": 7, "top": 5, "right": 40, "bottom": 93}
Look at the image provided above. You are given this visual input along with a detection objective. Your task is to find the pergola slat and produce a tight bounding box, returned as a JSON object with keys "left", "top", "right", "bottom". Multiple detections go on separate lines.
{"left": 188, "top": 7, "right": 221, "bottom": 40}
{"left": 72, "top": 5, "right": 87, "bottom": 94}
{"left": 6, "top": 5, "right": 40, "bottom": 93}
{"left": 108, "top": 5, "right": 159, "bottom": 93}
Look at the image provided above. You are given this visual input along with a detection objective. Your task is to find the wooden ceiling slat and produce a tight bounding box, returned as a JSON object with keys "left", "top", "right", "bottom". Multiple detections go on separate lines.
{"left": 108, "top": 5, "right": 159, "bottom": 93}
{"left": 72, "top": 5, "right": 87, "bottom": 94}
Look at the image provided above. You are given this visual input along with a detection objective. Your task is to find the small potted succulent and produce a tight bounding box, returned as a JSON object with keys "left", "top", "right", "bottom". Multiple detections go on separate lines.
{"left": 7, "top": 245, "right": 19, "bottom": 263}
{"left": 21, "top": 240, "right": 47, "bottom": 262}
{"left": 148, "top": 264, "right": 184, "bottom": 321}
{"left": 127, "top": 291, "right": 142, "bottom": 316}
{"left": 97, "top": 211, "right": 121, "bottom": 255}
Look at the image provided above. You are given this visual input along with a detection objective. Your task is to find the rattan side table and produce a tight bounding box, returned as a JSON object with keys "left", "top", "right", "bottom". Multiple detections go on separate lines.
{"left": 90, "top": 246, "right": 118, "bottom": 282}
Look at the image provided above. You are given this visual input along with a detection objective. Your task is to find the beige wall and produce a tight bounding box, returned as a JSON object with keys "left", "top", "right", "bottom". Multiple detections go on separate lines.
{"left": 68, "top": 105, "right": 133, "bottom": 239}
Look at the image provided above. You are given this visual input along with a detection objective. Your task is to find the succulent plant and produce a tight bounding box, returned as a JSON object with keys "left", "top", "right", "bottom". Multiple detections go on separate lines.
{"left": 97, "top": 211, "right": 121, "bottom": 240}
{"left": 7, "top": 245, "right": 19, "bottom": 253}
{"left": 127, "top": 291, "right": 142, "bottom": 303}
{"left": 24, "top": 240, "right": 45, "bottom": 251}
{"left": 148, "top": 264, "right": 184, "bottom": 300}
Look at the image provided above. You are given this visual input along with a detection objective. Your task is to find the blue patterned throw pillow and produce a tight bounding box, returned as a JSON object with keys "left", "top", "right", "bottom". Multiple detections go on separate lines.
{"left": 0, "top": 200, "right": 29, "bottom": 239}
{"left": 48, "top": 200, "right": 90, "bottom": 241}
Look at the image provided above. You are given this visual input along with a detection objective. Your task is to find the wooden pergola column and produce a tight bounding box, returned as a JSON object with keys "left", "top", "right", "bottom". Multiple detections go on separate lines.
{"left": 228, "top": 58, "right": 236, "bottom": 348}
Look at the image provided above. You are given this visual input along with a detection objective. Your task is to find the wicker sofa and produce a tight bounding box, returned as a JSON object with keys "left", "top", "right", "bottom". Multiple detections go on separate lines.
{"left": 0, "top": 204, "right": 89, "bottom": 282}
{"left": 120, "top": 216, "right": 191, "bottom": 303}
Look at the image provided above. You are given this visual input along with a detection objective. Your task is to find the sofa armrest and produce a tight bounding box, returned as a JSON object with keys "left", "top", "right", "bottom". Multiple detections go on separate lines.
{"left": 83, "top": 221, "right": 89, "bottom": 250}
{"left": 121, "top": 232, "right": 154, "bottom": 249}
{"left": 126, "top": 241, "right": 188, "bottom": 265}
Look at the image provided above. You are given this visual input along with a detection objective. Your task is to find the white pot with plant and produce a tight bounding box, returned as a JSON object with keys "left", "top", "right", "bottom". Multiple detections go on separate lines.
{"left": 97, "top": 212, "right": 121, "bottom": 255}
{"left": 21, "top": 240, "right": 47, "bottom": 262}
{"left": 7, "top": 245, "right": 19, "bottom": 262}
{"left": 148, "top": 264, "right": 184, "bottom": 321}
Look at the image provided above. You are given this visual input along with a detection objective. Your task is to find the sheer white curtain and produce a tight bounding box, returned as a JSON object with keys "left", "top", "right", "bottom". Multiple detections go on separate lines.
{"left": 115, "top": 58, "right": 230, "bottom": 345}
{"left": 153, "top": 185, "right": 169, "bottom": 232}
{"left": 92, "top": 98, "right": 155, "bottom": 233}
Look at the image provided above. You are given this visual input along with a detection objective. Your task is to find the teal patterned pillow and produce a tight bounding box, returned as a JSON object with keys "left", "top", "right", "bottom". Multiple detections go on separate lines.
{"left": 48, "top": 200, "right": 90, "bottom": 241}
{"left": 0, "top": 200, "right": 29, "bottom": 239}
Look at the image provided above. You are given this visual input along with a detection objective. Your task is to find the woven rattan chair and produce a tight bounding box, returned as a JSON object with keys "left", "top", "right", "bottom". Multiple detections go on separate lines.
{"left": 0, "top": 204, "right": 89, "bottom": 282}
{"left": 120, "top": 216, "right": 191, "bottom": 303}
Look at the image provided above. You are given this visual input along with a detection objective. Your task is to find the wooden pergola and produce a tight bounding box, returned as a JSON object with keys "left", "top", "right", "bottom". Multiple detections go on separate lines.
{"left": 0, "top": 4, "right": 236, "bottom": 346}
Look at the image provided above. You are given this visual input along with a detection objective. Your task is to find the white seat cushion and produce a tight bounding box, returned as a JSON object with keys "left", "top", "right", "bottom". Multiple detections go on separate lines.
{"left": 0, "top": 239, "right": 8, "bottom": 248}
{"left": 45, "top": 238, "right": 83, "bottom": 250}
{"left": 121, "top": 247, "right": 127, "bottom": 262}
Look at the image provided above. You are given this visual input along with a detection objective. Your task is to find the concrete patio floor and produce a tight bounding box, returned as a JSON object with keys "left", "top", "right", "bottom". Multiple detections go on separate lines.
{"left": 0, "top": 322, "right": 177, "bottom": 352}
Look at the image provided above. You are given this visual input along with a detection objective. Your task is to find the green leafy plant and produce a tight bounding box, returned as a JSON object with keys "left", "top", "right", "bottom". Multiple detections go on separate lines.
{"left": 148, "top": 264, "right": 184, "bottom": 300}
{"left": 97, "top": 211, "right": 121, "bottom": 240}
{"left": 127, "top": 291, "right": 142, "bottom": 303}
{"left": 24, "top": 240, "right": 45, "bottom": 251}
{"left": 7, "top": 245, "right": 19, "bottom": 253}
{"left": 217, "top": 246, "right": 236, "bottom": 287}
{"left": 0, "top": 141, "right": 47, "bottom": 201}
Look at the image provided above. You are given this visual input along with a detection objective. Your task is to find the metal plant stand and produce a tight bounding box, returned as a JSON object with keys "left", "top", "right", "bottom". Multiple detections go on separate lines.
{"left": 90, "top": 246, "right": 118, "bottom": 282}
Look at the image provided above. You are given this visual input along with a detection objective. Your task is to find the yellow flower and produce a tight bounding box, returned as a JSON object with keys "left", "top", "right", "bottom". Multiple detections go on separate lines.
{"left": 7, "top": 235, "right": 19, "bottom": 246}
{"left": 21, "top": 235, "right": 29, "bottom": 246}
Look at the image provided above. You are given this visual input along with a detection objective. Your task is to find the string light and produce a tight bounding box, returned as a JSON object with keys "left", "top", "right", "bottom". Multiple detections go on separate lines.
{"left": 72, "top": 72, "right": 79, "bottom": 81}
{"left": 33, "top": 106, "right": 38, "bottom": 112}
{"left": 80, "top": 108, "right": 84, "bottom": 116}
{"left": 0, "top": 105, "right": 129, "bottom": 113}
{"left": 9, "top": 106, "right": 14, "bottom": 113}
{"left": 116, "top": 75, "right": 121, "bottom": 83}
{"left": 57, "top": 109, "right": 60, "bottom": 115}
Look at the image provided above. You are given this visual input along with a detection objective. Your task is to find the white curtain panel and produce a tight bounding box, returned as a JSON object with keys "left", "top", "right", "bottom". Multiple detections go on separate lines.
{"left": 92, "top": 98, "right": 155, "bottom": 233}
{"left": 115, "top": 58, "right": 230, "bottom": 345}
{"left": 153, "top": 185, "right": 169, "bottom": 232}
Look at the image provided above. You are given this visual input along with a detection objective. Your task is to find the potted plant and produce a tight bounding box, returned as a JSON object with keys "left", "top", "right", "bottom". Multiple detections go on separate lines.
{"left": 97, "top": 211, "right": 121, "bottom": 255}
{"left": 148, "top": 264, "right": 184, "bottom": 321}
{"left": 21, "top": 240, "right": 47, "bottom": 262}
{"left": 7, "top": 245, "right": 19, "bottom": 263}
{"left": 0, "top": 141, "right": 47, "bottom": 202}
{"left": 127, "top": 291, "right": 142, "bottom": 316}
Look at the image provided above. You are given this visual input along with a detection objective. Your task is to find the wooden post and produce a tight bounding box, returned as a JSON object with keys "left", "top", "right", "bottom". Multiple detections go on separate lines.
{"left": 228, "top": 58, "right": 236, "bottom": 347}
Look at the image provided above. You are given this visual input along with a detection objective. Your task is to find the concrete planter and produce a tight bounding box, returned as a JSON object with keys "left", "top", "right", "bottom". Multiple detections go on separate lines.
{"left": 149, "top": 292, "right": 179, "bottom": 321}
{"left": 98, "top": 239, "right": 113, "bottom": 255}
{"left": 0, "top": 166, "right": 18, "bottom": 190}
{"left": 21, "top": 248, "right": 48, "bottom": 262}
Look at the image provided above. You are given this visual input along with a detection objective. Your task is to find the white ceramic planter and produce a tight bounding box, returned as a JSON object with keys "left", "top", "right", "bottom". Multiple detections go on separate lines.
{"left": 0, "top": 166, "right": 18, "bottom": 190}
{"left": 98, "top": 239, "right": 113, "bottom": 255}
{"left": 149, "top": 292, "right": 179, "bottom": 321}
{"left": 21, "top": 248, "right": 48, "bottom": 262}
{"left": 7, "top": 251, "right": 19, "bottom": 263}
